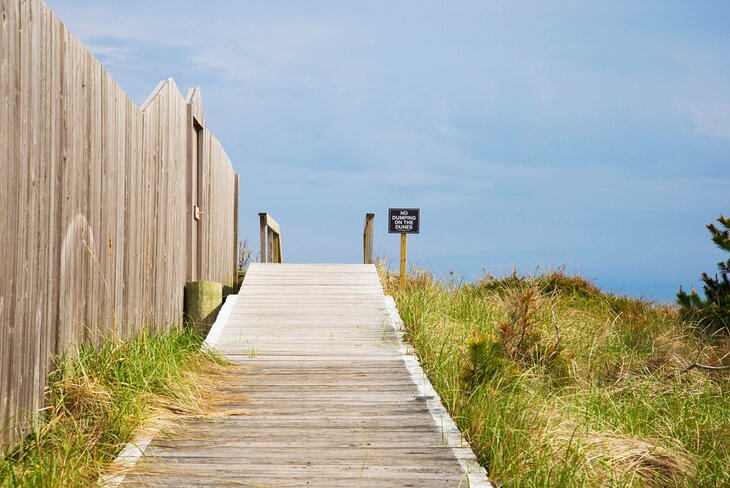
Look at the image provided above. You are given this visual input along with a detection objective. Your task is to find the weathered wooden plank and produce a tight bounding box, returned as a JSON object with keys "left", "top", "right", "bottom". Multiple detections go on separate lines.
{"left": 18, "top": 0, "right": 35, "bottom": 432}
{"left": 123, "top": 264, "right": 473, "bottom": 486}
{"left": 112, "top": 75, "right": 126, "bottom": 335}
{"left": 0, "top": 0, "right": 21, "bottom": 445}
{"left": 0, "top": 0, "right": 14, "bottom": 443}
{"left": 34, "top": 0, "right": 51, "bottom": 415}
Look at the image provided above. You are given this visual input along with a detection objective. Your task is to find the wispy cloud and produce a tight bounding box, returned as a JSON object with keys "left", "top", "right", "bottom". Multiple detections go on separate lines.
{"left": 689, "top": 103, "right": 730, "bottom": 140}
{"left": 45, "top": 0, "right": 730, "bottom": 300}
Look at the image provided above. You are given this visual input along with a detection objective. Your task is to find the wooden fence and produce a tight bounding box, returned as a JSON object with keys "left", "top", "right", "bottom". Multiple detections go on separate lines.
{"left": 0, "top": 0, "right": 238, "bottom": 447}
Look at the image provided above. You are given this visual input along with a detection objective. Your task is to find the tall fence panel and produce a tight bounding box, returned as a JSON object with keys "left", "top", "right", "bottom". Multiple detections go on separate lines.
{"left": 0, "top": 0, "right": 239, "bottom": 447}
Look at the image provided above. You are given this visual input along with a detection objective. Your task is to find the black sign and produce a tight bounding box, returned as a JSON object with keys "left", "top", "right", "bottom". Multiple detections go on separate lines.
{"left": 388, "top": 208, "right": 420, "bottom": 234}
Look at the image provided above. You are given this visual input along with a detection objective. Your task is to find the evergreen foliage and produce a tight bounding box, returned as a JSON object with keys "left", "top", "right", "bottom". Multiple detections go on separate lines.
{"left": 677, "top": 214, "right": 730, "bottom": 332}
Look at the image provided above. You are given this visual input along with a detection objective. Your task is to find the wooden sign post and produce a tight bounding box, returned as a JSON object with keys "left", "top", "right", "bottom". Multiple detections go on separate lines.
{"left": 388, "top": 208, "right": 420, "bottom": 290}
{"left": 400, "top": 233, "right": 408, "bottom": 289}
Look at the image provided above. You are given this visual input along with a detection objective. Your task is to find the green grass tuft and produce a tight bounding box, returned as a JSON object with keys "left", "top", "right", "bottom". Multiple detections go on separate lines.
{"left": 0, "top": 326, "right": 224, "bottom": 487}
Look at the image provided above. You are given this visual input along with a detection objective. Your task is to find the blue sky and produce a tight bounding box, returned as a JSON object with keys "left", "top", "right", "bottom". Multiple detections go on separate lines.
{"left": 46, "top": 0, "right": 730, "bottom": 301}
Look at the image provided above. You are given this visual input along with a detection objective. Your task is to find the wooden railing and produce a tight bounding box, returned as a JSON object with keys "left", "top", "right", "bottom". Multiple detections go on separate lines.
{"left": 363, "top": 213, "right": 375, "bottom": 264}
{"left": 259, "top": 213, "right": 283, "bottom": 263}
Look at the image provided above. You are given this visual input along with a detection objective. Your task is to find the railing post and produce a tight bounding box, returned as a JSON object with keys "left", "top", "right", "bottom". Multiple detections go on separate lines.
{"left": 233, "top": 174, "right": 239, "bottom": 280}
{"left": 259, "top": 213, "right": 283, "bottom": 264}
{"left": 259, "top": 213, "right": 268, "bottom": 263}
{"left": 363, "top": 213, "right": 374, "bottom": 264}
{"left": 274, "top": 232, "right": 282, "bottom": 263}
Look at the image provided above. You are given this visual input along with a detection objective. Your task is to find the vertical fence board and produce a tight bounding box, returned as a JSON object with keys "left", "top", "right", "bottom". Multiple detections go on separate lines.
{"left": 18, "top": 0, "right": 33, "bottom": 434}
{"left": 33, "top": 0, "right": 50, "bottom": 414}
{"left": 0, "top": 0, "right": 15, "bottom": 443}
{"left": 3, "top": 0, "right": 20, "bottom": 443}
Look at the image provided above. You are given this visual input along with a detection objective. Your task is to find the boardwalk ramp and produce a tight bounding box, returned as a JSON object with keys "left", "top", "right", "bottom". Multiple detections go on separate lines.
{"left": 117, "top": 263, "right": 490, "bottom": 487}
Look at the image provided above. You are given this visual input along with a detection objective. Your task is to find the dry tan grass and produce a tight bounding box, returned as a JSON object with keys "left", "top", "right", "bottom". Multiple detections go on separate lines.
{"left": 550, "top": 420, "right": 696, "bottom": 488}
{"left": 101, "top": 363, "right": 252, "bottom": 482}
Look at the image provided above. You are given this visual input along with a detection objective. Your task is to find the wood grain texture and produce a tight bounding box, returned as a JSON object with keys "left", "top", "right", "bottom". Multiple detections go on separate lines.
{"left": 400, "top": 233, "right": 408, "bottom": 290}
{"left": 259, "top": 213, "right": 282, "bottom": 263}
{"left": 123, "top": 264, "right": 470, "bottom": 487}
{"left": 364, "top": 212, "right": 375, "bottom": 264}
{"left": 0, "top": 1, "right": 238, "bottom": 448}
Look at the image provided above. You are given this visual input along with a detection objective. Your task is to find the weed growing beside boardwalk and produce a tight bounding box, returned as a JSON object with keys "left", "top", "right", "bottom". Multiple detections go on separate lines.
{"left": 382, "top": 268, "right": 730, "bottom": 487}
{"left": 0, "top": 327, "right": 225, "bottom": 487}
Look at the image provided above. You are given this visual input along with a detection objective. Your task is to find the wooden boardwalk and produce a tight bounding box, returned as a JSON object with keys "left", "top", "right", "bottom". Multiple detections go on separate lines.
{"left": 119, "top": 264, "right": 489, "bottom": 487}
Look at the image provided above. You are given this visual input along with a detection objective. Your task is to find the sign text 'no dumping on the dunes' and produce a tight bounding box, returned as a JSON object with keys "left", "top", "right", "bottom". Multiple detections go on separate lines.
{"left": 388, "top": 208, "right": 420, "bottom": 234}
{"left": 388, "top": 208, "right": 420, "bottom": 290}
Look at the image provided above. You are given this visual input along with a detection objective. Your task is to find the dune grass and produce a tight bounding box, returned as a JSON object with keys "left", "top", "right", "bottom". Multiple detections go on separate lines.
{"left": 382, "top": 267, "right": 730, "bottom": 487}
{"left": 0, "top": 326, "right": 224, "bottom": 487}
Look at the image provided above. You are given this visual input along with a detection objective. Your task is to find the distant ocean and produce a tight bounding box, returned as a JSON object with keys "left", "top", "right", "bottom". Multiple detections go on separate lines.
{"left": 412, "top": 257, "right": 696, "bottom": 305}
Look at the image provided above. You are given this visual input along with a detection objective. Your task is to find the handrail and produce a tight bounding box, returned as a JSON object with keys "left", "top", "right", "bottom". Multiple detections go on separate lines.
{"left": 259, "top": 213, "right": 283, "bottom": 263}
{"left": 363, "top": 213, "right": 375, "bottom": 264}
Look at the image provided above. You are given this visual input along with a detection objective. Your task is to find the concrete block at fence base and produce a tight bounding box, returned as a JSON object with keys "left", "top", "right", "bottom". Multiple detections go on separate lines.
{"left": 185, "top": 281, "right": 223, "bottom": 335}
